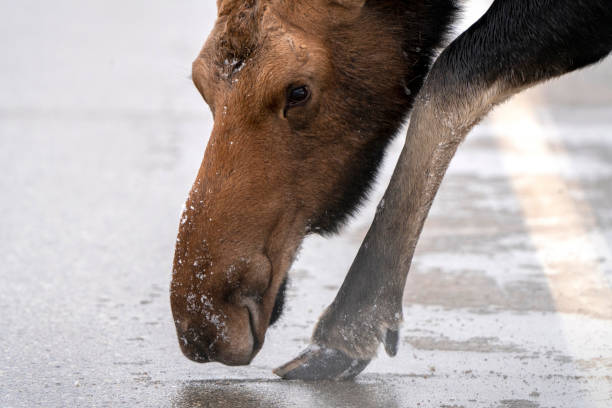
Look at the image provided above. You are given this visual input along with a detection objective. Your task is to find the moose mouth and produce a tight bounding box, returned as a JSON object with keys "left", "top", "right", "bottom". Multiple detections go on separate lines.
{"left": 245, "top": 304, "right": 261, "bottom": 357}
{"left": 239, "top": 275, "right": 288, "bottom": 361}
{"left": 269, "top": 276, "right": 288, "bottom": 326}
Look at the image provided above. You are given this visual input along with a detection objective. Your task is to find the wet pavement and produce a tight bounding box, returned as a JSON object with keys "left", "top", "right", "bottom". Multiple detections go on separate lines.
{"left": 1, "top": 1, "right": 611, "bottom": 407}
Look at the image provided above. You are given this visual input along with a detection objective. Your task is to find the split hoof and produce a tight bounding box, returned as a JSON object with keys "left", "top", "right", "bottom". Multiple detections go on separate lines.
{"left": 273, "top": 345, "right": 370, "bottom": 381}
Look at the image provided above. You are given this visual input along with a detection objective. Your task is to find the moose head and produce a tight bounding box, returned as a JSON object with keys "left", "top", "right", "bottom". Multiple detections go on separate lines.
{"left": 170, "top": 0, "right": 454, "bottom": 366}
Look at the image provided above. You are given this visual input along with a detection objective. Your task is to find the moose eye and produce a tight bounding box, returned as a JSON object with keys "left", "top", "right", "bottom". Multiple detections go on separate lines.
{"left": 286, "top": 85, "right": 310, "bottom": 107}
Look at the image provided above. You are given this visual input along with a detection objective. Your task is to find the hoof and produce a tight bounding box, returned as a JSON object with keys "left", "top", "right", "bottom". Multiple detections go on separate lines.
{"left": 273, "top": 344, "right": 370, "bottom": 381}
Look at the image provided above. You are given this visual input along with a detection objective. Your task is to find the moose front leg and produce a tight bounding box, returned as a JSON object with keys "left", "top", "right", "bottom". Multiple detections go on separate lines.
{"left": 276, "top": 0, "right": 612, "bottom": 380}
{"left": 275, "top": 73, "right": 488, "bottom": 380}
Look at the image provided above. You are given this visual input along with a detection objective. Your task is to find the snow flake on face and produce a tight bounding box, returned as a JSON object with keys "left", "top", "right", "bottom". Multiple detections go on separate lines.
{"left": 233, "top": 59, "right": 245, "bottom": 74}
{"left": 202, "top": 294, "right": 228, "bottom": 340}
{"left": 225, "top": 263, "right": 238, "bottom": 279}
{"left": 200, "top": 294, "right": 214, "bottom": 310}
{"left": 186, "top": 293, "right": 198, "bottom": 313}
{"left": 179, "top": 202, "right": 189, "bottom": 225}
{"left": 220, "top": 58, "right": 245, "bottom": 80}
{"left": 183, "top": 292, "right": 227, "bottom": 339}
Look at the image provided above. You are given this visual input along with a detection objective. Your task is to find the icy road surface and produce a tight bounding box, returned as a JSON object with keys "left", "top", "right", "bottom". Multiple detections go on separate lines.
{"left": 1, "top": 1, "right": 611, "bottom": 407}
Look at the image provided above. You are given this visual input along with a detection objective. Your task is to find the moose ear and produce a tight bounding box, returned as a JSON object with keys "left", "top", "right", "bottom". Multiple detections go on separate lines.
{"left": 330, "top": 0, "right": 366, "bottom": 8}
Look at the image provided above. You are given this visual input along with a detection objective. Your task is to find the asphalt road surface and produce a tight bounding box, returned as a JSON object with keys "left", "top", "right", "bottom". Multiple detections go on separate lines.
{"left": 1, "top": 1, "right": 611, "bottom": 407}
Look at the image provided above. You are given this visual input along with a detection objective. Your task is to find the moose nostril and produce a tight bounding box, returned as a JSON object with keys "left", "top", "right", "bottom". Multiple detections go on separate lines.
{"left": 187, "top": 346, "right": 212, "bottom": 363}
{"left": 191, "top": 349, "right": 211, "bottom": 363}
{"left": 176, "top": 327, "right": 214, "bottom": 363}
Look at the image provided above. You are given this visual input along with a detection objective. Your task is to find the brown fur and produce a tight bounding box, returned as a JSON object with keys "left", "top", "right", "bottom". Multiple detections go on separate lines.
{"left": 170, "top": 0, "right": 455, "bottom": 365}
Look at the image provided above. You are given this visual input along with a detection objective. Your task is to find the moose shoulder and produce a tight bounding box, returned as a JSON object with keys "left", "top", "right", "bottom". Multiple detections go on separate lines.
{"left": 170, "top": 0, "right": 612, "bottom": 379}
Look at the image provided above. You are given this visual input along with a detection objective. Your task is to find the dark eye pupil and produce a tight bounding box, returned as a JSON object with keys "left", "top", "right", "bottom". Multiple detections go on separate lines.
{"left": 288, "top": 86, "right": 309, "bottom": 105}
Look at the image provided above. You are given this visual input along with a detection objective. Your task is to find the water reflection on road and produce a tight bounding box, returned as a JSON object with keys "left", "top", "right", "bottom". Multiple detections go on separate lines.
{"left": 172, "top": 377, "right": 403, "bottom": 408}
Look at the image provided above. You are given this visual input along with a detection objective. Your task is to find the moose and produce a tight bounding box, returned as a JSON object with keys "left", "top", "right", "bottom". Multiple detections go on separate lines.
{"left": 170, "top": 0, "right": 612, "bottom": 380}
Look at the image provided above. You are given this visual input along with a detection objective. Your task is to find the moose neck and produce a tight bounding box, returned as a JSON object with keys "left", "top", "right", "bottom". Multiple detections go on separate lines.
{"left": 309, "top": 0, "right": 458, "bottom": 233}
